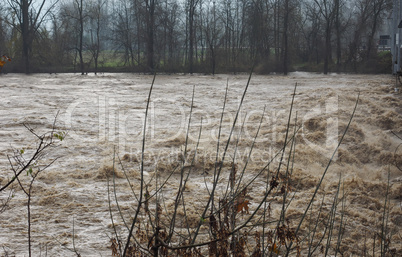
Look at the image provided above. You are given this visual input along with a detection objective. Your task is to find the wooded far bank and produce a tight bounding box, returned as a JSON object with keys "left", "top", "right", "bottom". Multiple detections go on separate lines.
{"left": 0, "top": 0, "right": 393, "bottom": 74}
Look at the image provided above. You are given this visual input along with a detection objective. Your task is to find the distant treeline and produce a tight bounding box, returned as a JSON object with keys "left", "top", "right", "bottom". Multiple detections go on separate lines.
{"left": 0, "top": 0, "right": 393, "bottom": 74}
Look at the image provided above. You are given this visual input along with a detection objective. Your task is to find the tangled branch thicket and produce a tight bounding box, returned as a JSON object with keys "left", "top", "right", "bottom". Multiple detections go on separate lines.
{"left": 0, "top": 113, "right": 65, "bottom": 257}
{"left": 103, "top": 75, "right": 399, "bottom": 257}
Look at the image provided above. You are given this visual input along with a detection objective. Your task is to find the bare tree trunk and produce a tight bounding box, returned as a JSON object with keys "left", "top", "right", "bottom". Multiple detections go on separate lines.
{"left": 274, "top": 0, "right": 280, "bottom": 70}
{"left": 90, "top": 0, "right": 104, "bottom": 75}
{"left": 335, "top": 0, "right": 341, "bottom": 71}
{"left": 324, "top": 23, "right": 331, "bottom": 74}
{"left": 0, "top": 13, "right": 5, "bottom": 55}
{"left": 11, "top": 0, "right": 52, "bottom": 74}
{"left": 74, "top": 0, "right": 85, "bottom": 75}
{"left": 146, "top": 0, "right": 155, "bottom": 71}
{"left": 95, "top": 26, "right": 100, "bottom": 73}
{"left": 283, "top": 0, "right": 289, "bottom": 75}
{"left": 314, "top": 0, "right": 335, "bottom": 74}
{"left": 21, "top": 0, "right": 30, "bottom": 74}
{"left": 136, "top": 2, "right": 141, "bottom": 67}
{"left": 199, "top": 2, "right": 204, "bottom": 64}
{"left": 188, "top": 0, "right": 195, "bottom": 73}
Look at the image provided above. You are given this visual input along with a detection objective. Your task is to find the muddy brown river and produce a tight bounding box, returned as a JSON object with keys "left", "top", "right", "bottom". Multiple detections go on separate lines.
{"left": 0, "top": 72, "right": 401, "bottom": 256}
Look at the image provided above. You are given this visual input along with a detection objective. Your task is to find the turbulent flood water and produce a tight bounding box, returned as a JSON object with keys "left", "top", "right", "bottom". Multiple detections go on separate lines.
{"left": 0, "top": 72, "right": 401, "bottom": 256}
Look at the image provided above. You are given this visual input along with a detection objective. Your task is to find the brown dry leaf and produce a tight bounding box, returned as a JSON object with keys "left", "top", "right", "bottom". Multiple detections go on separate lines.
{"left": 236, "top": 200, "right": 250, "bottom": 214}
{"left": 110, "top": 238, "right": 119, "bottom": 257}
{"left": 268, "top": 243, "right": 279, "bottom": 254}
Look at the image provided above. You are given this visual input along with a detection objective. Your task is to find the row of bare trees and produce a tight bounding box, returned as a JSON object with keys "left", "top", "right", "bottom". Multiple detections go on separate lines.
{"left": 0, "top": 0, "right": 393, "bottom": 74}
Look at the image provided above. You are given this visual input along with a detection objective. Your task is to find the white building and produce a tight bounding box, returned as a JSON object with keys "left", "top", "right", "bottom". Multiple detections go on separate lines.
{"left": 391, "top": 0, "right": 402, "bottom": 74}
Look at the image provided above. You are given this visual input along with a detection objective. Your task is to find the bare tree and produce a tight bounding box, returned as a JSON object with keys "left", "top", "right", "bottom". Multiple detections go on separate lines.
{"left": 187, "top": 0, "right": 200, "bottom": 73}
{"left": 111, "top": 0, "right": 136, "bottom": 67}
{"left": 6, "top": 0, "right": 58, "bottom": 73}
{"left": 0, "top": 0, "right": 393, "bottom": 73}
{"left": 334, "top": 0, "right": 342, "bottom": 70}
{"left": 145, "top": 0, "right": 157, "bottom": 71}
{"left": 346, "top": 0, "right": 379, "bottom": 71}
{"left": 1, "top": 115, "right": 65, "bottom": 256}
{"left": 158, "top": 0, "right": 181, "bottom": 70}
{"left": 87, "top": 0, "right": 107, "bottom": 74}
{"left": 313, "top": 0, "right": 337, "bottom": 74}
{"left": 365, "top": 0, "right": 392, "bottom": 60}
{"left": 75, "top": 0, "right": 85, "bottom": 74}
{"left": 302, "top": 1, "right": 323, "bottom": 64}
{"left": 59, "top": 0, "right": 89, "bottom": 74}
{"left": 48, "top": 7, "right": 75, "bottom": 70}
{"left": 0, "top": 4, "right": 7, "bottom": 56}
{"left": 283, "top": 0, "right": 290, "bottom": 74}
{"left": 204, "top": 0, "right": 221, "bottom": 74}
